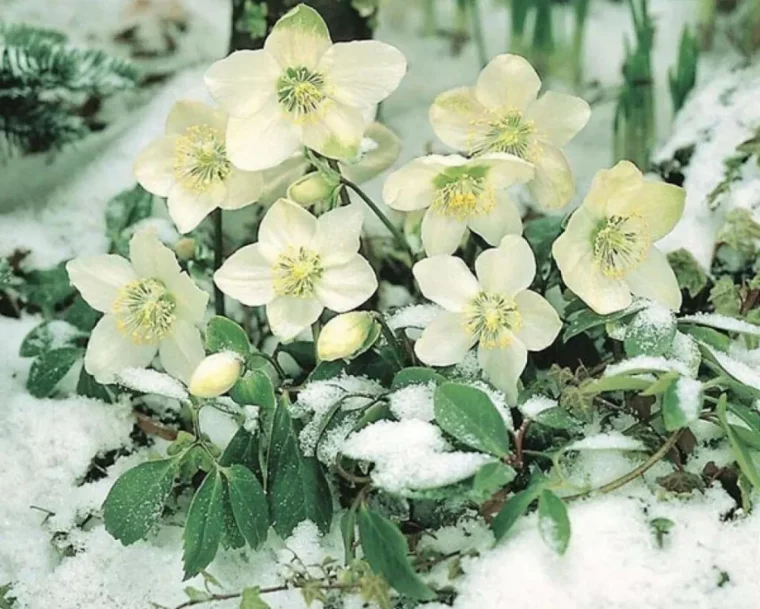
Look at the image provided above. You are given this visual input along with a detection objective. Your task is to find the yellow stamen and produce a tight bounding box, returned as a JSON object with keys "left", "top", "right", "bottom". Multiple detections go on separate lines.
{"left": 113, "top": 278, "right": 176, "bottom": 344}
{"left": 273, "top": 247, "right": 323, "bottom": 298}
{"left": 592, "top": 214, "right": 651, "bottom": 278}
{"left": 431, "top": 173, "right": 495, "bottom": 221}
{"left": 173, "top": 125, "right": 231, "bottom": 194}
{"left": 277, "top": 66, "right": 326, "bottom": 121}
{"left": 464, "top": 291, "right": 523, "bottom": 349}
{"left": 470, "top": 109, "right": 537, "bottom": 159}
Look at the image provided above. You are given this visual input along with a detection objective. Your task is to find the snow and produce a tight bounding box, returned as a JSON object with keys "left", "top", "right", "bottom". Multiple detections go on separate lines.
{"left": 341, "top": 419, "right": 493, "bottom": 495}
{"left": 675, "top": 377, "right": 704, "bottom": 425}
{"left": 520, "top": 396, "right": 559, "bottom": 419}
{"left": 385, "top": 304, "right": 440, "bottom": 332}
{"left": 604, "top": 356, "right": 692, "bottom": 378}
{"left": 389, "top": 382, "right": 435, "bottom": 421}
{"left": 705, "top": 345, "right": 760, "bottom": 393}
{"left": 115, "top": 367, "right": 188, "bottom": 400}
{"left": 679, "top": 313, "right": 760, "bottom": 337}
{"left": 566, "top": 432, "right": 646, "bottom": 452}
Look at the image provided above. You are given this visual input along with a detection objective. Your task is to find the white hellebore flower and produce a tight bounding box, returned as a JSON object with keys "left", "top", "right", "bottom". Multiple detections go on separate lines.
{"left": 204, "top": 4, "right": 406, "bottom": 171}
{"left": 214, "top": 199, "right": 378, "bottom": 341}
{"left": 413, "top": 235, "right": 561, "bottom": 403}
{"left": 429, "top": 54, "right": 590, "bottom": 210}
{"left": 66, "top": 230, "right": 208, "bottom": 384}
{"left": 552, "top": 161, "right": 686, "bottom": 315}
{"left": 383, "top": 153, "right": 534, "bottom": 255}
{"left": 134, "top": 100, "right": 264, "bottom": 234}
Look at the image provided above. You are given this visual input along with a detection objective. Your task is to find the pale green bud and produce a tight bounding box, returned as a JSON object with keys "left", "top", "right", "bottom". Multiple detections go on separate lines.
{"left": 287, "top": 171, "right": 336, "bottom": 207}
{"left": 188, "top": 352, "right": 242, "bottom": 398}
{"left": 317, "top": 312, "right": 379, "bottom": 361}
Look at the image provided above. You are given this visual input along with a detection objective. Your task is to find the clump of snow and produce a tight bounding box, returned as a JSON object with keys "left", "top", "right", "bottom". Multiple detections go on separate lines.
{"left": 454, "top": 350, "right": 481, "bottom": 378}
{"left": 389, "top": 382, "right": 436, "bottom": 421}
{"left": 386, "top": 304, "right": 440, "bottom": 331}
{"left": 115, "top": 367, "right": 188, "bottom": 400}
{"left": 342, "top": 420, "right": 492, "bottom": 494}
{"left": 674, "top": 377, "right": 704, "bottom": 425}
{"left": 604, "top": 356, "right": 692, "bottom": 378}
{"left": 705, "top": 345, "right": 760, "bottom": 392}
{"left": 668, "top": 331, "right": 702, "bottom": 377}
{"left": 566, "top": 432, "right": 646, "bottom": 452}
{"left": 680, "top": 313, "right": 760, "bottom": 337}
{"left": 242, "top": 405, "right": 259, "bottom": 433}
{"left": 634, "top": 302, "right": 676, "bottom": 335}
{"left": 520, "top": 396, "right": 559, "bottom": 418}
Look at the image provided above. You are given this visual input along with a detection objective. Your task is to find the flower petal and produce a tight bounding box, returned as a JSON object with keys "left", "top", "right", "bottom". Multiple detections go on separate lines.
{"left": 258, "top": 198, "right": 317, "bottom": 262}
{"left": 267, "top": 296, "right": 323, "bottom": 341}
{"left": 413, "top": 256, "right": 479, "bottom": 312}
{"left": 226, "top": 109, "right": 302, "bottom": 172}
{"left": 319, "top": 40, "right": 406, "bottom": 109}
{"left": 264, "top": 4, "right": 332, "bottom": 69}
{"left": 476, "top": 235, "right": 535, "bottom": 296}
{"left": 315, "top": 254, "right": 377, "bottom": 312}
{"left": 609, "top": 181, "right": 686, "bottom": 242}
{"left": 129, "top": 229, "right": 181, "bottom": 281}
{"left": 214, "top": 243, "right": 275, "bottom": 306}
{"left": 85, "top": 316, "right": 157, "bottom": 383}
{"left": 528, "top": 145, "right": 575, "bottom": 210}
{"left": 583, "top": 160, "right": 642, "bottom": 218}
{"left": 166, "top": 185, "right": 222, "bottom": 234}
{"left": 524, "top": 92, "right": 590, "bottom": 148}
{"left": 165, "top": 100, "right": 227, "bottom": 135}
{"left": 513, "top": 290, "right": 561, "bottom": 351}
{"left": 421, "top": 209, "right": 468, "bottom": 255}
{"left": 164, "top": 272, "right": 209, "bottom": 325}
{"left": 67, "top": 255, "right": 136, "bottom": 313}
{"left": 383, "top": 155, "right": 445, "bottom": 212}
{"left": 624, "top": 247, "right": 683, "bottom": 312}
{"left": 134, "top": 135, "right": 178, "bottom": 197}
{"left": 341, "top": 121, "right": 401, "bottom": 184}
{"left": 204, "top": 50, "right": 280, "bottom": 118}
{"left": 479, "top": 152, "right": 536, "bottom": 186}
{"left": 220, "top": 169, "right": 264, "bottom": 210}
{"left": 159, "top": 319, "right": 205, "bottom": 384}
{"left": 467, "top": 190, "right": 523, "bottom": 246}
{"left": 478, "top": 339, "right": 527, "bottom": 405}
{"left": 301, "top": 100, "right": 365, "bottom": 161}
{"left": 429, "top": 87, "right": 489, "bottom": 152}
{"left": 313, "top": 204, "right": 364, "bottom": 266}
{"left": 475, "top": 54, "right": 541, "bottom": 111}
{"left": 415, "top": 311, "right": 475, "bottom": 366}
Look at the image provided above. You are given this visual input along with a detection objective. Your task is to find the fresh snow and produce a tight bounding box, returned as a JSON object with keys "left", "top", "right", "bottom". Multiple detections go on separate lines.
{"left": 680, "top": 313, "right": 760, "bottom": 337}
{"left": 115, "top": 367, "right": 188, "bottom": 401}
{"left": 674, "top": 377, "right": 704, "bottom": 425}
{"left": 605, "top": 356, "right": 692, "bottom": 378}
{"left": 705, "top": 345, "right": 760, "bottom": 393}
{"left": 520, "top": 396, "right": 560, "bottom": 418}
{"left": 566, "top": 432, "right": 646, "bottom": 452}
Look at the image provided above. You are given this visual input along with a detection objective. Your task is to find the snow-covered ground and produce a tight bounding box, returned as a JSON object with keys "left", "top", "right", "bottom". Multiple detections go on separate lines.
{"left": 2, "top": 0, "right": 759, "bottom": 607}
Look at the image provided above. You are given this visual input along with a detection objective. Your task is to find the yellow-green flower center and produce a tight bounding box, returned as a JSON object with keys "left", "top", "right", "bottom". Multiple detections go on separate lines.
{"left": 173, "top": 125, "right": 231, "bottom": 194}
{"left": 113, "top": 278, "right": 176, "bottom": 344}
{"left": 472, "top": 110, "right": 536, "bottom": 159}
{"left": 432, "top": 171, "right": 495, "bottom": 221}
{"left": 593, "top": 214, "right": 650, "bottom": 278}
{"left": 465, "top": 292, "right": 523, "bottom": 349}
{"left": 277, "top": 66, "right": 326, "bottom": 119}
{"left": 273, "top": 247, "right": 323, "bottom": 298}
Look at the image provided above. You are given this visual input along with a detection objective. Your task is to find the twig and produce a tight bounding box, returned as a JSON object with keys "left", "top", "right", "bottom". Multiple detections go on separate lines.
{"left": 213, "top": 209, "right": 225, "bottom": 316}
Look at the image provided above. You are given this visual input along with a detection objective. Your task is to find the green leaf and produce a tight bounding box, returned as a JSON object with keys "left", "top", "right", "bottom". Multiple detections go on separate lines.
{"left": 534, "top": 407, "right": 582, "bottom": 431}
{"left": 391, "top": 367, "right": 446, "bottom": 390}
{"left": 239, "top": 587, "right": 271, "bottom": 609}
{"left": 624, "top": 307, "right": 676, "bottom": 357}
{"left": 717, "top": 396, "right": 760, "bottom": 490}
{"left": 76, "top": 368, "right": 114, "bottom": 403}
{"left": 0, "top": 258, "right": 11, "bottom": 289}
{"left": 340, "top": 508, "right": 357, "bottom": 564}
{"left": 229, "top": 369, "right": 277, "bottom": 439}
{"left": 227, "top": 465, "right": 269, "bottom": 549}
{"left": 308, "top": 360, "right": 346, "bottom": 382}
{"left": 63, "top": 296, "right": 101, "bottom": 332}
{"left": 22, "top": 262, "right": 74, "bottom": 314}
{"left": 537, "top": 490, "right": 571, "bottom": 555}
{"left": 220, "top": 478, "right": 246, "bottom": 550}
{"left": 206, "top": 316, "right": 250, "bottom": 358}
{"left": 492, "top": 483, "right": 544, "bottom": 541}
{"left": 681, "top": 325, "right": 731, "bottom": 351}
{"left": 105, "top": 184, "right": 154, "bottom": 241}
{"left": 563, "top": 301, "right": 645, "bottom": 342}
{"left": 661, "top": 377, "right": 702, "bottom": 431}
{"left": 103, "top": 459, "right": 177, "bottom": 545}
{"left": 358, "top": 508, "right": 435, "bottom": 601}
{"left": 471, "top": 462, "right": 516, "bottom": 503}
{"left": 220, "top": 427, "right": 262, "bottom": 479}
{"left": 434, "top": 383, "right": 510, "bottom": 457}
{"left": 268, "top": 401, "right": 332, "bottom": 537}
{"left": 183, "top": 470, "right": 225, "bottom": 579}
{"left": 26, "top": 347, "right": 82, "bottom": 397}
{"left": 278, "top": 341, "right": 315, "bottom": 369}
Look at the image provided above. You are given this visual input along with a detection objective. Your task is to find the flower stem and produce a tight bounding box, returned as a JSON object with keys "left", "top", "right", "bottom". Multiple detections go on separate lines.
{"left": 213, "top": 208, "right": 225, "bottom": 316}
{"left": 468, "top": 0, "right": 488, "bottom": 68}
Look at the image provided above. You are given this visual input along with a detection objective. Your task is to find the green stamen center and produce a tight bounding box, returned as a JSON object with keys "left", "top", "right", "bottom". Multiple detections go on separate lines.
{"left": 113, "top": 278, "right": 176, "bottom": 344}
{"left": 432, "top": 171, "right": 494, "bottom": 221}
{"left": 173, "top": 125, "right": 231, "bottom": 194}
{"left": 277, "top": 66, "right": 326, "bottom": 119}
{"left": 273, "top": 247, "right": 323, "bottom": 298}
{"left": 593, "top": 214, "right": 650, "bottom": 278}
{"left": 465, "top": 291, "right": 523, "bottom": 349}
{"left": 472, "top": 110, "right": 536, "bottom": 159}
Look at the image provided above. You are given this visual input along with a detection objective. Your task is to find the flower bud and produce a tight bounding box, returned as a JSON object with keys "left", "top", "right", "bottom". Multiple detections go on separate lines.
{"left": 188, "top": 352, "right": 242, "bottom": 398}
{"left": 317, "top": 312, "right": 378, "bottom": 362}
{"left": 174, "top": 237, "right": 196, "bottom": 261}
{"left": 287, "top": 172, "right": 336, "bottom": 206}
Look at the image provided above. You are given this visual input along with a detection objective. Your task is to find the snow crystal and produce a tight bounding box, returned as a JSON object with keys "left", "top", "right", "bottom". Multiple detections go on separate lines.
{"left": 520, "top": 396, "right": 559, "bottom": 418}
{"left": 680, "top": 313, "right": 760, "bottom": 337}
{"left": 115, "top": 367, "right": 188, "bottom": 400}
{"left": 635, "top": 302, "right": 676, "bottom": 333}
{"left": 668, "top": 331, "right": 702, "bottom": 377}
{"left": 389, "top": 383, "right": 436, "bottom": 421}
{"left": 386, "top": 304, "right": 441, "bottom": 331}
{"left": 242, "top": 405, "right": 259, "bottom": 433}
{"left": 604, "top": 356, "right": 691, "bottom": 378}
{"left": 454, "top": 350, "right": 481, "bottom": 378}
{"left": 342, "top": 420, "right": 492, "bottom": 494}
{"left": 674, "top": 377, "right": 704, "bottom": 425}
{"left": 705, "top": 345, "right": 760, "bottom": 393}
{"left": 566, "top": 432, "right": 646, "bottom": 452}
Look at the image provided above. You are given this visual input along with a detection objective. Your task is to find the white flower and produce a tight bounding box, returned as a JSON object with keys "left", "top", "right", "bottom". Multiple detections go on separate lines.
{"left": 317, "top": 311, "right": 378, "bottom": 361}
{"left": 204, "top": 4, "right": 407, "bottom": 171}
{"left": 134, "top": 100, "right": 264, "bottom": 234}
{"left": 214, "top": 199, "right": 378, "bottom": 341}
{"left": 552, "top": 161, "right": 685, "bottom": 315}
{"left": 188, "top": 352, "right": 243, "bottom": 398}
{"left": 383, "top": 153, "right": 534, "bottom": 255}
{"left": 66, "top": 229, "right": 208, "bottom": 384}
{"left": 413, "top": 235, "right": 561, "bottom": 403}
{"left": 429, "top": 54, "right": 590, "bottom": 210}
